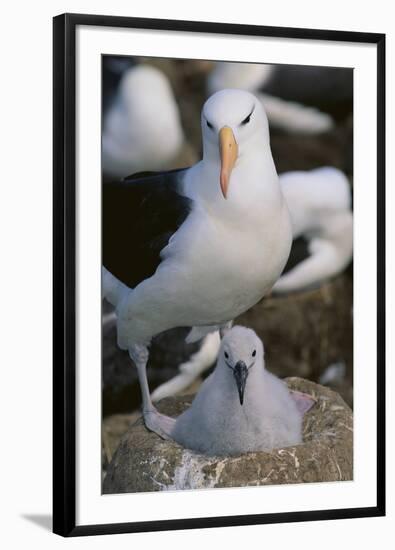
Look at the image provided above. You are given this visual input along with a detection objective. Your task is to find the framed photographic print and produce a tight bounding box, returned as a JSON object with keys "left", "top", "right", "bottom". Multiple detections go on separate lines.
{"left": 53, "top": 13, "right": 385, "bottom": 537}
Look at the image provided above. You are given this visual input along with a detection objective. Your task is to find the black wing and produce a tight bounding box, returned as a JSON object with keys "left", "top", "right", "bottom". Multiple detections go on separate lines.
{"left": 103, "top": 168, "right": 192, "bottom": 288}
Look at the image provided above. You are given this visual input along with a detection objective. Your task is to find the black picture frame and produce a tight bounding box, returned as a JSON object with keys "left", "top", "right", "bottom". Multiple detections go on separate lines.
{"left": 53, "top": 12, "right": 386, "bottom": 537}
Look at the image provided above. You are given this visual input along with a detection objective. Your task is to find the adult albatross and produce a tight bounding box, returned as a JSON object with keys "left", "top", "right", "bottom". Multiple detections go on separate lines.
{"left": 103, "top": 89, "right": 292, "bottom": 439}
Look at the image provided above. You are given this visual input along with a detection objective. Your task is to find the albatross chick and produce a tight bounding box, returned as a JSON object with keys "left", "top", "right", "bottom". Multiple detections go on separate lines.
{"left": 172, "top": 326, "right": 314, "bottom": 456}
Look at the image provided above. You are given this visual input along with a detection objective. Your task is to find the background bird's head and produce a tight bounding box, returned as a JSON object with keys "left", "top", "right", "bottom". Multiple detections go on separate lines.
{"left": 219, "top": 326, "right": 265, "bottom": 405}
{"left": 201, "top": 89, "right": 271, "bottom": 199}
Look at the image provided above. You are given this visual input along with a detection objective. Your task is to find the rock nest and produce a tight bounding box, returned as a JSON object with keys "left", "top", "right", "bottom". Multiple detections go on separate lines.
{"left": 103, "top": 377, "right": 353, "bottom": 493}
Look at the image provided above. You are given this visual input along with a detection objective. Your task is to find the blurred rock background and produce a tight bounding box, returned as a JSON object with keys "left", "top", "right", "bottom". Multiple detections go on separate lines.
{"left": 101, "top": 57, "right": 353, "bottom": 469}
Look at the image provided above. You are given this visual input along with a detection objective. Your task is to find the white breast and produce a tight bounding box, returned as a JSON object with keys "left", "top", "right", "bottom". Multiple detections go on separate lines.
{"left": 151, "top": 198, "right": 291, "bottom": 324}
{"left": 117, "top": 165, "right": 292, "bottom": 345}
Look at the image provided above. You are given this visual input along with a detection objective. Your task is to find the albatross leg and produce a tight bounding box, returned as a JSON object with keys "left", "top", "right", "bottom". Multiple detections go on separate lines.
{"left": 129, "top": 344, "right": 176, "bottom": 440}
{"left": 220, "top": 320, "right": 233, "bottom": 338}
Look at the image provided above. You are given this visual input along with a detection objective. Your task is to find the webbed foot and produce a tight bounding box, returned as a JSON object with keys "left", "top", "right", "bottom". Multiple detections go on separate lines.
{"left": 143, "top": 408, "right": 176, "bottom": 440}
{"left": 290, "top": 390, "right": 317, "bottom": 415}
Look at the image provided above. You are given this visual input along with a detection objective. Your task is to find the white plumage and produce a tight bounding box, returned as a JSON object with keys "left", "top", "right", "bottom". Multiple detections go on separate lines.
{"left": 151, "top": 167, "right": 353, "bottom": 402}
{"left": 105, "top": 90, "right": 291, "bottom": 347}
{"left": 103, "top": 89, "right": 292, "bottom": 438}
{"left": 102, "top": 65, "right": 184, "bottom": 178}
{"left": 273, "top": 167, "right": 353, "bottom": 294}
{"left": 172, "top": 326, "right": 307, "bottom": 456}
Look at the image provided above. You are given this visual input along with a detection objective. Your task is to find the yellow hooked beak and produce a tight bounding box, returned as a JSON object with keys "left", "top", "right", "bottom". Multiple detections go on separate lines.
{"left": 219, "top": 126, "right": 238, "bottom": 199}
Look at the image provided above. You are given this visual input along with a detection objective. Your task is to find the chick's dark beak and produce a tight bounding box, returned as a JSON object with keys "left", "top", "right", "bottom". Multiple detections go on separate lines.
{"left": 233, "top": 360, "right": 249, "bottom": 405}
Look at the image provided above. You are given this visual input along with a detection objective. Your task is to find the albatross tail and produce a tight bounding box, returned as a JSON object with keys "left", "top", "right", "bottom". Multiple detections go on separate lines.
{"left": 102, "top": 266, "right": 129, "bottom": 307}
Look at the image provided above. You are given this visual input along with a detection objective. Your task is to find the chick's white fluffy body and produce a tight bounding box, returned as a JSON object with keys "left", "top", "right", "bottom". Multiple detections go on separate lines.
{"left": 113, "top": 90, "right": 292, "bottom": 348}
{"left": 172, "top": 327, "right": 303, "bottom": 456}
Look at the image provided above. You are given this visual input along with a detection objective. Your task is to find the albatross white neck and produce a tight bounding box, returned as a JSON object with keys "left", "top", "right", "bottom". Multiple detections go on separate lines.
{"left": 184, "top": 142, "right": 283, "bottom": 222}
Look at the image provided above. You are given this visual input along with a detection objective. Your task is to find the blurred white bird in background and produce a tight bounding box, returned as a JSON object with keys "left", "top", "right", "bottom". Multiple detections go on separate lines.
{"left": 207, "top": 62, "right": 355, "bottom": 134}
{"left": 208, "top": 62, "right": 274, "bottom": 95}
{"left": 273, "top": 166, "right": 353, "bottom": 294}
{"left": 102, "top": 65, "right": 185, "bottom": 178}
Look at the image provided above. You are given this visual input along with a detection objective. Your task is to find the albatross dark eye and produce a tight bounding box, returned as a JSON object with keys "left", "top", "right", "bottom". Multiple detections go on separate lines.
{"left": 240, "top": 106, "right": 255, "bottom": 126}
{"left": 241, "top": 114, "right": 251, "bottom": 125}
{"left": 252, "top": 350, "right": 256, "bottom": 357}
{"left": 224, "top": 351, "right": 229, "bottom": 359}
{"left": 206, "top": 120, "right": 214, "bottom": 130}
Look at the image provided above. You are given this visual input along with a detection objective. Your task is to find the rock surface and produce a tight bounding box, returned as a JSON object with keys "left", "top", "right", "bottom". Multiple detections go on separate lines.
{"left": 102, "top": 412, "right": 140, "bottom": 472}
{"left": 103, "top": 378, "right": 353, "bottom": 493}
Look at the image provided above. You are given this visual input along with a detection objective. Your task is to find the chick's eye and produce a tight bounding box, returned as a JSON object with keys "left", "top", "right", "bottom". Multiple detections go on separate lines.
{"left": 206, "top": 120, "right": 214, "bottom": 130}
{"left": 252, "top": 350, "right": 256, "bottom": 357}
{"left": 224, "top": 351, "right": 229, "bottom": 359}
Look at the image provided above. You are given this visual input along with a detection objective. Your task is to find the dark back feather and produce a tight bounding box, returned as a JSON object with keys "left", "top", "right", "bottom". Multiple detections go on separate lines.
{"left": 103, "top": 168, "right": 191, "bottom": 288}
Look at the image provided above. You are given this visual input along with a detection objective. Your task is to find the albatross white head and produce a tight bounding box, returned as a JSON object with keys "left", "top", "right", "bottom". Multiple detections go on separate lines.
{"left": 201, "top": 89, "right": 273, "bottom": 200}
